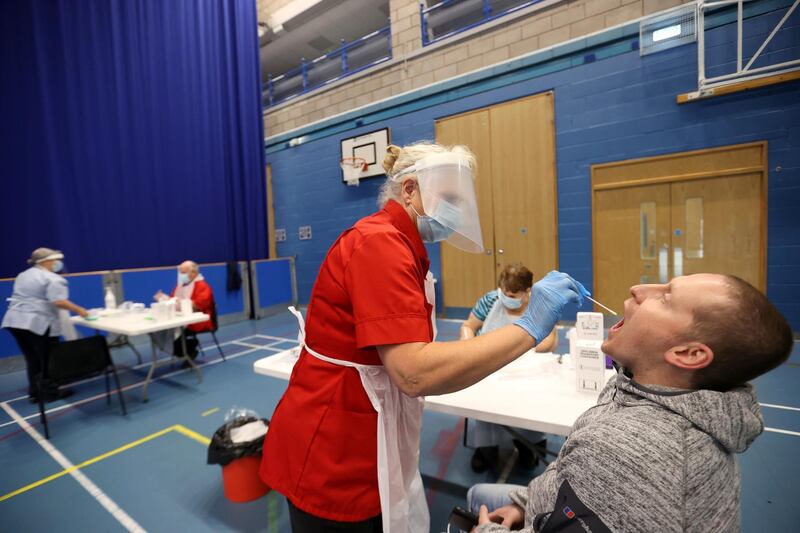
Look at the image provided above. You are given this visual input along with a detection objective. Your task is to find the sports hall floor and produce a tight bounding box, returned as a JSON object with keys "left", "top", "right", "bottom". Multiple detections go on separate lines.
{"left": 0, "top": 312, "right": 798, "bottom": 532}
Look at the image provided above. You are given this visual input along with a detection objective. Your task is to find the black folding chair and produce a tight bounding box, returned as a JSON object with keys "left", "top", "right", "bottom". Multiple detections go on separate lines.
{"left": 188, "top": 300, "right": 226, "bottom": 362}
{"left": 39, "top": 335, "right": 127, "bottom": 439}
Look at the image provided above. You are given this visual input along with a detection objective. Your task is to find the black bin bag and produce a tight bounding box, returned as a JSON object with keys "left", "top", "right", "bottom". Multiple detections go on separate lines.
{"left": 207, "top": 413, "right": 270, "bottom": 467}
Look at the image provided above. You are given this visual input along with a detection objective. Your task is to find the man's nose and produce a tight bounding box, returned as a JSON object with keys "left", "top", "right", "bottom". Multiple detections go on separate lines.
{"left": 630, "top": 284, "right": 662, "bottom": 302}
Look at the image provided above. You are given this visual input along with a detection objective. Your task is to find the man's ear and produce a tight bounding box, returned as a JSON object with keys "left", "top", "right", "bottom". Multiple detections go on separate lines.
{"left": 664, "top": 342, "right": 714, "bottom": 371}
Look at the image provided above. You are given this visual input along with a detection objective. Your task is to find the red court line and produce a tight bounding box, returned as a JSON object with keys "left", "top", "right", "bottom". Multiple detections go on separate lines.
{"left": 0, "top": 408, "right": 73, "bottom": 443}
{"left": 426, "top": 418, "right": 465, "bottom": 505}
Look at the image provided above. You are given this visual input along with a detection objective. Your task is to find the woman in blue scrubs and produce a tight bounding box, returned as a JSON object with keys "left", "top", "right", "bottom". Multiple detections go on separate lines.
{"left": 2, "top": 248, "right": 88, "bottom": 402}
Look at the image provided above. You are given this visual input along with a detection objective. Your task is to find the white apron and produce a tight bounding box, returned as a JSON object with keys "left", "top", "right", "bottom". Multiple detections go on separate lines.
{"left": 287, "top": 272, "right": 437, "bottom": 533}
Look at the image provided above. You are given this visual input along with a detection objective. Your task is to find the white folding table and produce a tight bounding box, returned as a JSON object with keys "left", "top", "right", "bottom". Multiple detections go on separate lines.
{"left": 253, "top": 348, "right": 616, "bottom": 485}
{"left": 72, "top": 311, "right": 210, "bottom": 401}
{"left": 253, "top": 349, "right": 615, "bottom": 437}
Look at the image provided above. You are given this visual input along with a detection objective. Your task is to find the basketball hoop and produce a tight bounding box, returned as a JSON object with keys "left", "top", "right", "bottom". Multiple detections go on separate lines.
{"left": 340, "top": 157, "right": 368, "bottom": 186}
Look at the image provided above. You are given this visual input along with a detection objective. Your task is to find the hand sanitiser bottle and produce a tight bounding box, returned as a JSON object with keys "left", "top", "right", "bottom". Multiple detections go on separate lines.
{"left": 105, "top": 287, "right": 117, "bottom": 310}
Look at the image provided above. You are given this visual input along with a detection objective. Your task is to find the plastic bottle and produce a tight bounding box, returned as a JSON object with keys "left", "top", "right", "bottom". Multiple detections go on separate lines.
{"left": 105, "top": 287, "right": 117, "bottom": 310}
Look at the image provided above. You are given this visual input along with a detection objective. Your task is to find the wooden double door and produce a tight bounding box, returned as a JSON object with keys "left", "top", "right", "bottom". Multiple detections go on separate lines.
{"left": 435, "top": 92, "right": 559, "bottom": 309}
{"left": 593, "top": 142, "right": 767, "bottom": 313}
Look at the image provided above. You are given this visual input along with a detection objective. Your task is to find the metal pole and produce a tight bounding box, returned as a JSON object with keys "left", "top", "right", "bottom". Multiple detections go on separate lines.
{"left": 703, "top": 63, "right": 800, "bottom": 88}
{"left": 483, "top": 0, "right": 492, "bottom": 18}
{"left": 341, "top": 39, "right": 348, "bottom": 73}
{"left": 737, "top": 0, "right": 743, "bottom": 72}
{"left": 697, "top": 2, "right": 706, "bottom": 88}
{"left": 267, "top": 74, "right": 274, "bottom": 106}
{"left": 301, "top": 58, "right": 308, "bottom": 91}
{"left": 705, "top": 58, "right": 800, "bottom": 83}
{"left": 744, "top": 0, "right": 799, "bottom": 71}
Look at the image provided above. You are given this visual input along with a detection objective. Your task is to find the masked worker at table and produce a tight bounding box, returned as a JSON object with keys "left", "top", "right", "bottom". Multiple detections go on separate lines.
{"left": 260, "top": 142, "right": 590, "bottom": 533}
{"left": 460, "top": 263, "right": 558, "bottom": 473}
{"left": 2, "top": 248, "right": 88, "bottom": 403}
{"left": 152, "top": 260, "right": 214, "bottom": 360}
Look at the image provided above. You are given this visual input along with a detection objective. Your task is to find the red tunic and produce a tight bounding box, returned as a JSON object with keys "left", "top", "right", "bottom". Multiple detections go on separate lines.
{"left": 170, "top": 279, "right": 214, "bottom": 332}
{"left": 260, "top": 200, "right": 433, "bottom": 521}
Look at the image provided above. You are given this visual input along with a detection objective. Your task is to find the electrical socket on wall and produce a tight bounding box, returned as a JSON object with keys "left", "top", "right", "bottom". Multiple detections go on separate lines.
{"left": 299, "top": 226, "right": 312, "bottom": 240}
{"left": 275, "top": 229, "right": 286, "bottom": 242}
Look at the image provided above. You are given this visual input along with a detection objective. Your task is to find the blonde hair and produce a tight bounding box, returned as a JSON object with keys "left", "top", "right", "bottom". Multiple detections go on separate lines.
{"left": 378, "top": 141, "right": 476, "bottom": 207}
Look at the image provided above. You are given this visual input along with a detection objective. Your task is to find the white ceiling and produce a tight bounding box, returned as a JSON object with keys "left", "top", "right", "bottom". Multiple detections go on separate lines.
{"left": 261, "top": 0, "right": 391, "bottom": 80}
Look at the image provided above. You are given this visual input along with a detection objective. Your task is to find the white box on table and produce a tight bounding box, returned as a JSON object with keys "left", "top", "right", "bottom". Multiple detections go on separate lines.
{"left": 574, "top": 312, "right": 607, "bottom": 393}
{"left": 576, "top": 311, "right": 604, "bottom": 341}
{"left": 575, "top": 339, "right": 606, "bottom": 392}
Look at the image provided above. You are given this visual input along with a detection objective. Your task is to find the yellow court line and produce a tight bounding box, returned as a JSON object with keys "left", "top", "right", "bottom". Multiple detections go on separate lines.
{"left": 173, "top": 424, "right": 212, "bottom": 445}
{"left": 0, "top": 424, "right": 209, "bottom": 503}
{"left": 201, "top": 407, "right": 220, "bottom": 417}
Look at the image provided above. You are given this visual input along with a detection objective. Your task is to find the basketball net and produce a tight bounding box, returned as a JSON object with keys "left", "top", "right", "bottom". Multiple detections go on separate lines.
{"left": 340, "top": 157, "right": 368, "bottom": 187}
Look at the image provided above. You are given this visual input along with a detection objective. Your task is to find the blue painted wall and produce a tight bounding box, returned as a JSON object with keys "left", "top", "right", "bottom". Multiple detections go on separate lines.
{"left": 253, "top": 260, "right": 296, "bottom": 309}
{"left": 266, "top": 6, "right": 800, "bottom": 329}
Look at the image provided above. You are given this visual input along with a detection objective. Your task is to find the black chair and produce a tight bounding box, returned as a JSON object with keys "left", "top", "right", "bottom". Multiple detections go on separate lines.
{"left": 39, "top": 335, "right": 127, "bottom": 439}
{"left": 188, "top": 300, "right": 226, "bottom": 362}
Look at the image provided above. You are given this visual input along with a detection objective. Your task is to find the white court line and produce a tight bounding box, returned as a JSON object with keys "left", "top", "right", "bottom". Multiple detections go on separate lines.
{"left": 231, "top": 341, "right": 270, "bottom": 349}
{"left": 6, "top": 393, "right": 29, "bottom": 403}
{"left": 0, "top": 345, "right": 284, "bottom": 430}
{"left": 760, "top": 403, "right": 800, "bottom": 412}
{"left": 765, "top": 427, "right": 800, "bottom": 437}
{"left": 244, "top": 341, "right": 296, "bottom": 352}
{"left": 2, "top": 334, "right": 277, "bottom": 405}
{"left": 252, "top": 334, "right": 296, "bottom": 343}
{"left": 0, "top": 401, "right": 146, "bottom": 532}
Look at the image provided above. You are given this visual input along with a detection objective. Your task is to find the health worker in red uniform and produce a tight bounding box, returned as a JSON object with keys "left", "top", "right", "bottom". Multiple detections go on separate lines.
{"left": 261, "top": 142, "right": 589, "bottom": 533}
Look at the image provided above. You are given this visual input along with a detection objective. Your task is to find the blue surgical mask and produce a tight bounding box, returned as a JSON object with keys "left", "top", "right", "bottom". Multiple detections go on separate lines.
{"left": 412, "top": 200, "right": 460, "bottom": 243}
{"left": 497, "top": 288, "right": 523, "bottom": 310}
{"left": 52, "top": 260, "right": 64, "bottom": 273}
{"left": 178, "top": 273, "right": 190, "bottom": 285}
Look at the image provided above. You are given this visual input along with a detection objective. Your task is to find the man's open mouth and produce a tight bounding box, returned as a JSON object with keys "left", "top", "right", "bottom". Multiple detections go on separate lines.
{"left": 610, "top": 318, "right": 625, "bottom": 332}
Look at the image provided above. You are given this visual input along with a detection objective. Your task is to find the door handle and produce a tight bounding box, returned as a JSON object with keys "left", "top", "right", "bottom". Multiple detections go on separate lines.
{"left": 497, "top": 249, "right": 504, "bottom": 255}
{"left": 485, "top": 249, "right": 493, "bottom": 255}
{"left": 673, "top": 247, "right": 683, "bottom": 277}
{"left": 659, "top": 244, "right": 669, "bottom": 283}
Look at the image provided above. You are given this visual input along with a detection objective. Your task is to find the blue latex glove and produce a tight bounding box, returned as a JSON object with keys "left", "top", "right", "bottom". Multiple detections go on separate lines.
{"left": 515, "top": 271, "right": 590, "bottom": 343}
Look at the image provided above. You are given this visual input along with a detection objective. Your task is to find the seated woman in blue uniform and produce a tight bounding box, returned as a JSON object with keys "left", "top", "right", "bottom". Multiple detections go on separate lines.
{"left": 460, "top": 263, "right": 557, "bottom": 472}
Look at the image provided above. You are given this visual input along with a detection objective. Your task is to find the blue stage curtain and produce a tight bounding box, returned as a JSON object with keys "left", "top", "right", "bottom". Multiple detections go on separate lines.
{"left": 0, "top": 0, "right": 267, "bottom": 277}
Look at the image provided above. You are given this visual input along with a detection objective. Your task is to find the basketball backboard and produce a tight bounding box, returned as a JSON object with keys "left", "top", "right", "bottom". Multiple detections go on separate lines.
{"left": 340, "top": 127, "right": 390, "bottom": 182}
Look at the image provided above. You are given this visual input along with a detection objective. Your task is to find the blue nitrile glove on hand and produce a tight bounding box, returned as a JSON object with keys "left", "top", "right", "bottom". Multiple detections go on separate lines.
{"left": 515, "top": 271, "right": 590, "bottom": 343}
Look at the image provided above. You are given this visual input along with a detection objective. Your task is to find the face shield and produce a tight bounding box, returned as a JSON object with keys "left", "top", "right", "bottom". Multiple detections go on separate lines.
{"left": 396, "top": 153, "right": 483, "bottom": 253}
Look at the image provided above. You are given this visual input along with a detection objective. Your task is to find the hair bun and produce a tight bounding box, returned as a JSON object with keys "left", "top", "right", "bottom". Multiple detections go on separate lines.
{"left": 382, "top": 144, "right": 402, "bottom": 174}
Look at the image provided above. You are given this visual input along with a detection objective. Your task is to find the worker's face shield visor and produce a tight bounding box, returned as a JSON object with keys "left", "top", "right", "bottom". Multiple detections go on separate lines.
{"left": 410, "top": 153, "right": 484, "bottom": 253}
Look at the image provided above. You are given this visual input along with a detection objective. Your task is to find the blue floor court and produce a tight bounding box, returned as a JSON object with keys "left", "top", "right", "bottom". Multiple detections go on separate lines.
{"left": 0, "top": 313, "right": 798, "bottom": 532}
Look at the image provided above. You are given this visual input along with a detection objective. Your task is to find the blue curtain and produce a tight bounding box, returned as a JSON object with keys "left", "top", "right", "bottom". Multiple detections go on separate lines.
{"left": 0, "top": 0, "right": 267, "bottom": 277}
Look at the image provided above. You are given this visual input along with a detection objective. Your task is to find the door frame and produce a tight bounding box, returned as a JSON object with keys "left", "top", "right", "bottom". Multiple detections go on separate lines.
{"left": 590, "top": 141, "right": 768, "bottom": 294}
{"left": 266, "top": 164, "right": 277, "bottom": 259}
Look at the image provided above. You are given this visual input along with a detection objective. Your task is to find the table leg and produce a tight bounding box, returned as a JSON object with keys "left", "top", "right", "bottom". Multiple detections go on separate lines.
{"left": 107, "top": 333, "right": 143, "bottom": 365}
{"left": 180, "top": 327, "right": 202, "bottom": 383}
{"left": 125, "top": 339, "right": 143, "bottom": 365}
{"left": 142, "top": 337, "right": 159, "bottom": 402}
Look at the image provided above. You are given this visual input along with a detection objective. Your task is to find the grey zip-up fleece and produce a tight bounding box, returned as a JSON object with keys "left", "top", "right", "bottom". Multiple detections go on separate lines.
{"left": 477, "top": 370, "right": 764, "bottom": 533}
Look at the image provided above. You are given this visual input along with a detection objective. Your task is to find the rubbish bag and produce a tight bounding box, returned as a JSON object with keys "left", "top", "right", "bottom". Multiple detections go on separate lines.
{"left": 207, "top": 407, "right": 270, "bottom": 467}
